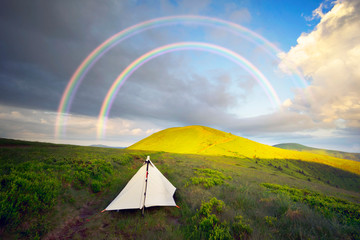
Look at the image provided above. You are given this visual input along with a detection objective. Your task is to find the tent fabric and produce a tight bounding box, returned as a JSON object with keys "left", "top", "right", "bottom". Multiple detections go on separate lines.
{"left": 105, "top": 156, "right": 176, "bottom": 211}
{"left": 145, "top": 160, "right": 176, "bottom": 208}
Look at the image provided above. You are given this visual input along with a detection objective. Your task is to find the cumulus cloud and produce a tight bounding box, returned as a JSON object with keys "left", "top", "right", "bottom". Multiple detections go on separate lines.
{"left": 279, "top": 0, "right": 360, "bottom": 129}
{"left": 304, "top": 0, "right": 335, "bottom": 21}
{"left": 1, "top": 0, "right": 359, "bottom": 152}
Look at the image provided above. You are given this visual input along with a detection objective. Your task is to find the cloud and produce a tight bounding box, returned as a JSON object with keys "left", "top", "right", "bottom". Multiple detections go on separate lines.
{"left": 106, "top": 60, "right": 245, "bottom": 128}
{"left": 226, "top": 110, "right": 318, "bottom": 135}
{"left": 0, "top": 0, "right": 182, "bottom": 114}
{"left": 278, "top": 0, "right": 360, "bottom": 129}
{"left": 228, "top": 8, "right": 252, "bottom": 23}
{"left": 304, "top": 0, "right": 335, "bottom": 21}
{"left": 0, "top": 0, "right": 261, "bottom": 123}
{"left": 178, "top": 0, "right": 211, "bottom": 14}
{"left": 1, "top": 0, "right": 358, "bottom": 153}
{"left": 0, "top": 104, "right": 163, "bottom": 146}
{"left": 0, "top": 61, "right": 64, "bottom": 111}
{"left": 158, "top": 0, "right": 212, "bottom": 15}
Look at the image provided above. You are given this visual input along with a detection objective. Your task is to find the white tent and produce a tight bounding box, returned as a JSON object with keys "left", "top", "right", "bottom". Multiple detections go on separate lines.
{"left": 103, "top": 156, "right": 177, "bottom": 212}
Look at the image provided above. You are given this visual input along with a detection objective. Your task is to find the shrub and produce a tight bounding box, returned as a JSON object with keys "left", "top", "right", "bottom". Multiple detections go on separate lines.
{"left": 189, "top": 197, "right": 253, "bottom": 240}
{"left": 232, "top": 215, "right": 253, "bottom": 239}
{"left": 209, "top": 224, "right": 232, "bottom": 240}
{"left": 91, "top": 180, "right": 102, "bottom": 193}
{"left": 111, "top": 154, "right": 133, "bottom": 165}
{"left": 264, "top": 216, "right": 277, "bottom": 226}
{"left": 0, "top": 169, "right": 61, "bottom": 227}
{"left": 0, "top": 150, "right": 118, "bottom": 232}
{"left": 190, "top": 197, "right": 229, "bottom": 239}
{"left": 188, "top": 168, "right": 232, "bottom": 188}
{"left": 261, "top": 183, "right": 360, "bottom": 232}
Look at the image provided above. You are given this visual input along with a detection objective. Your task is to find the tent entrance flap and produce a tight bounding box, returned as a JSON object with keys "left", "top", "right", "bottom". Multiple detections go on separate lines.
{"left": 104, "top": 156, "right": 177, "bottom": 211}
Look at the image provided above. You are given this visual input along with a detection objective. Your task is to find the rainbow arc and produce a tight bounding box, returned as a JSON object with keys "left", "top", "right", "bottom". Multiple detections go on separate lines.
{"left": 55, "top": 15, "right": 307, "bottom": 138}
{"left": 97, "top": 42, "right": 281, "bottom": 138}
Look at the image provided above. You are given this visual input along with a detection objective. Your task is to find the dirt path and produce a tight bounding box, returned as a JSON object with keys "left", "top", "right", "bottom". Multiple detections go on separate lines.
{"left": 44, "top": 201, "right": 100, "bottom": 240}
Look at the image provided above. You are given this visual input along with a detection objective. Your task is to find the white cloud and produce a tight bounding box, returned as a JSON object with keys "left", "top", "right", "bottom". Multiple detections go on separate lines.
{"left": 279, "top": 0, "right": 360, "bottom": 129}
{"left": 304, "top": 0, "right": 335, "bottom": 21}
{"left": 0, "top": 104, "right": 164, "bottom": 147}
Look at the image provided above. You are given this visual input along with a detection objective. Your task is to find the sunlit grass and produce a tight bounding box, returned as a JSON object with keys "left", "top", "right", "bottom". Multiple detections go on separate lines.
{"left": 0, "top": 138, "right": 359, "bottom": 239}
{"left": 128, "top": 125, "right": 360, "bottom": 175}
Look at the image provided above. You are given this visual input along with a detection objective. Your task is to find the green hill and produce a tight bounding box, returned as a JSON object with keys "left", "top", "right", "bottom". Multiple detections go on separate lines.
{"left": 1, "top": 137, "right": 359, "bottom": 239}
{"left": 274, "top": 143, "right": 360, "bottom": 162}
{"left": 128, "top": 125, "right": 360, "bottom": 175}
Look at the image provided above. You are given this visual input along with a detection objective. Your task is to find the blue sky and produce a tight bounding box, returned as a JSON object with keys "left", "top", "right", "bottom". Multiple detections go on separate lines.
{"left": 0, "top": 0, "right": 359, "bottom": 152}
{"left": 206, "top": 0, "right": 323, "bottom": 49}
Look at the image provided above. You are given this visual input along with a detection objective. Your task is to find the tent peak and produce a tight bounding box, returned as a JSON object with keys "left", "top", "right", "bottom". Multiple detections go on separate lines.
{"left": 144, "top": 156, "right": 152, "bottom": 166}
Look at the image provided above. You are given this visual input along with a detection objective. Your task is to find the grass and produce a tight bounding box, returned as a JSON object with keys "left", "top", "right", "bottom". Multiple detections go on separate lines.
{"left": 186, "top": 168, "right": 232, "bottom": 188}
{"left": 128, "top": 126, "right": 360, "bottom": 175}
{"left": 274, "top": 143, "right": 360, "bottom": 162}
{"left": 0, "top": 138, "right": 359, "bottom": 239}
{"left": 261, "top": 183, "right": 360, "bottom": 226}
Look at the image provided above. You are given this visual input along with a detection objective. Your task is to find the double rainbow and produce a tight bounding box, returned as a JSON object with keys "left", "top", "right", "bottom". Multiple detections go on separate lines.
{"left": 97, "top": 42, "right": 281, "bottom": 138}
{"left": 56, "top": 15, "right": 306, "bottom": 138}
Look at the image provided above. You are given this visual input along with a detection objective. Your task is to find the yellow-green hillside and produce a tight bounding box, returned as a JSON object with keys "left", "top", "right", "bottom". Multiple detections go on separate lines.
{"left": 128, "top": 125, "right": 360, "bottom": 175}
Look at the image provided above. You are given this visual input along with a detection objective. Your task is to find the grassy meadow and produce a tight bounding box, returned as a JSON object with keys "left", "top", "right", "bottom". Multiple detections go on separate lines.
{"left": 0, "top": 137, "right": 359, "bottom": 239}
{"left": 129, "top": 126, "right": 360, "bottom": 175}
{"left": 274, "top": 143, "right": 360, "bottom": 162}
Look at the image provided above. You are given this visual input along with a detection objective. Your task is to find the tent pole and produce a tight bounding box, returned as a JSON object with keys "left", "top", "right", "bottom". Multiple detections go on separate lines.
{"left": 142, "top": 156, "right": 150, "bottom": 216}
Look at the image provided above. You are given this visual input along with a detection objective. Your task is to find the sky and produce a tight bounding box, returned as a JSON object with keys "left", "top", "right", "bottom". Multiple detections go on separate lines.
{"left": 0, "top": 0, "right": 359, "bottom": 152}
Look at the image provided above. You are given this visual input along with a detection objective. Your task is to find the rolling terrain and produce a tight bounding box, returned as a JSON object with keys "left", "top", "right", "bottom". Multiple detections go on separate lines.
{"left": 274, "top": 143, "right": 360, "bottom": 162}
{"left": 0, "top": 130, "right": 359, "bottom": 239}
{"left": 129, "top": 125, "right": 360, "bottom": 175}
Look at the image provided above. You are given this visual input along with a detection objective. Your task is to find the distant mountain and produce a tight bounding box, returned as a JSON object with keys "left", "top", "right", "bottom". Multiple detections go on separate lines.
{"left": 128, "top": 125, "right": 359, "bottom": 175}
{"left": 273, "top": 143, "right": 360, "bottom": 162}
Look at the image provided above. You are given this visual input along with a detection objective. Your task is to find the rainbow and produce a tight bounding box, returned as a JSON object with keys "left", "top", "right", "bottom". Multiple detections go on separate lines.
{"left": 97, "top": 42, "right": 281, "bottom": 138}
{"left": 55, "top": 15, "right": 307, "bottom": 138}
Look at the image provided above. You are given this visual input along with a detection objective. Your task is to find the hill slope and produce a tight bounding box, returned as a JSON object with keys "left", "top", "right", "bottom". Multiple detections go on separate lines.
{"left": 128, "top": 126, "right": 360, "bottom": 175}
{"left": 274, "top": 143, "right": 360, "bottom": 162}
{"left": 1, "top": 138, "right": 359, "bottom": 239}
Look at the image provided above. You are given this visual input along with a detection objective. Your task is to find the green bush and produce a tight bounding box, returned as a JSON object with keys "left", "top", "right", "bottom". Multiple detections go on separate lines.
{"left": 264, "top": 216, "right": 277, "bottom": 226}
{"left": 261, "top": 183, "right": 360, "bottom": 238}
{"left": 209, "top": 224, "right": 232, "bottom": 240}
{"left": 232, "top": 215, "right": 253, "bottom": 239}
{"left": 189, "top": 197, "right": 228, "bottom": 239}
{"left": 0, "top": 169, "right": 61, "bottom": 227}
{"left": 188, "top": 168, "right": 232, "bottom": 188}
{"left": 111, "top": 154, "right": 133, "bottom": 165}
{"left": 0, "top": 146, "right": 130, "bottom": 235}
{"left": 91, "top": 180, "right": 102, "bottom": 193}
{"left": 189, "top": 197, "right": 252, "bottom": 240}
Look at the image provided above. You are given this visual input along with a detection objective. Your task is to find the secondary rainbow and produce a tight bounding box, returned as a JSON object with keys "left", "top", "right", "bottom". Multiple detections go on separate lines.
{"left": 55, "top": 15, "right": 306, "bottom": 138}
{"left": 97, "top": 42, "right": 281, "bottom": 138}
